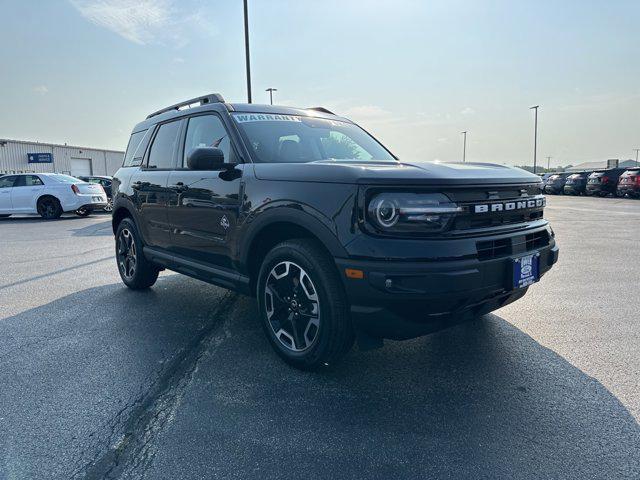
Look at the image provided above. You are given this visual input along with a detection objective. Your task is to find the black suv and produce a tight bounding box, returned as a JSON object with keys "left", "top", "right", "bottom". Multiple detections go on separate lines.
{"left": 586, "top": 168, "right": 626, "bottom": 197}
{"left": 563, "top": 172, "right": 590, "bottom": 195}
{"left": 111, "top": 94, "right": 559, "bottom": 369}
{"left": 543, "top": 172, "right": 571, "bottom": 194}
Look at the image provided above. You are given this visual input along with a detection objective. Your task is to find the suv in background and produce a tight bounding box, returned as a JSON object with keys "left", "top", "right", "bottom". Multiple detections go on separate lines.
{"left": 616, "top": 168, "right": 640, "bottom": 198}
{"left": 586, "top": 168, "right": 626, "bottom": 197}
{"left": 563, "top": 172, "right": 590, "bottom": 195}
{"left": 111, "top": 93, "right": 558, "bottom": 369}
{"left": 0, "top": 173, "right": 107, "bottom": 219}
{"left": 78, "top": 175, "right": 114, "bottom": 211}
{"left": 543, "top": 172, "right": 571, "bottom": 194}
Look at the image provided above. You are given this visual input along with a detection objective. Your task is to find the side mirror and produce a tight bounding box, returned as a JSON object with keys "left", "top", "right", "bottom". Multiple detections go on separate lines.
{"left": 187, "top": 147, "right": 225, "bottom": 170}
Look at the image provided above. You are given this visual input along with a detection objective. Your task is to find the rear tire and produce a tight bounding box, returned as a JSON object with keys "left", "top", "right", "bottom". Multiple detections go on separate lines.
{"left": 37, "top": 197, "right": 62, "bottom": 219}
{"left": 115, "top": 218, "right": 159, "bottom": 289}
{"left": 257, "top": 238, "right": 355, "bottom": 370}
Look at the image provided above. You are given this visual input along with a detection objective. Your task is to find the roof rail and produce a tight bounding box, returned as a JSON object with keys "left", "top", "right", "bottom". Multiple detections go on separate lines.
{"left": 307, "top": 107, "right": 335, "bottom": 115}
{"left": 146, "top": 93, "right": 225, "bottom": 119}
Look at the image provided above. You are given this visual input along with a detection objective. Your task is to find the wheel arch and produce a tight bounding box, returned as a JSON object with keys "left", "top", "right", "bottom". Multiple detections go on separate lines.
{"left": 112, "top": 205, "right": 135, "bottom": 234}
{"left": 240, "top": 209, "right": 348, "bottom": 293}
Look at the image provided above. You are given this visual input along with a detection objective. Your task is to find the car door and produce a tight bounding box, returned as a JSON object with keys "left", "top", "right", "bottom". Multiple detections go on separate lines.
{"left": 131, "top": 119, "right": 183, "bottom": 249}
{"left": 0, "top": 175, "right": 18, "bottom": 212}
{"left": 166, "top": 113, "right": 244, "bottom": 268}
{"left": 11, "top": 175, "right": 45, "bottom": 212}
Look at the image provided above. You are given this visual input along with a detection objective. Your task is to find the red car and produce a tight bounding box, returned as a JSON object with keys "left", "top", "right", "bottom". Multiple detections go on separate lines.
{"left": 616, "top": 168, "right": 640, "bottom": 198}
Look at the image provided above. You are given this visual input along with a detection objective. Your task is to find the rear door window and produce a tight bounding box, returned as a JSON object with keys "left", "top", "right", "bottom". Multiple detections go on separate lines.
{"left": 148, "top": 121, "right": 182, "bottom": 169}
{"left": 24, "top": 175, "right": 44, "bottom": 186}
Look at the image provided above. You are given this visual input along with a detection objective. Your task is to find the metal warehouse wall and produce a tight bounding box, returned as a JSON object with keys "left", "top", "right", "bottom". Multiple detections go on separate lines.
{"left": 0, "top": 139, "right": 124, "bottom": 176}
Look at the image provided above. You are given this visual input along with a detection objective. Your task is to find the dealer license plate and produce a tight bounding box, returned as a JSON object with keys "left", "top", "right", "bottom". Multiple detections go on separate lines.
{"left": 512, "top": 253, "right": 540, "bottom": 289}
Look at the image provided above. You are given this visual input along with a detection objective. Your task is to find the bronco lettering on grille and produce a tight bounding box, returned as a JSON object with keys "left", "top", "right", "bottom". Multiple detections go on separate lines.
{"left": 473, "top": 197, "right": 545, "bottom": 214}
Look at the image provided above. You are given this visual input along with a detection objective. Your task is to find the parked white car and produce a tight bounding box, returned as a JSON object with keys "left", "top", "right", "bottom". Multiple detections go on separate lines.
{"left": 0, "top": 173, "right": 107, "bottom": 219}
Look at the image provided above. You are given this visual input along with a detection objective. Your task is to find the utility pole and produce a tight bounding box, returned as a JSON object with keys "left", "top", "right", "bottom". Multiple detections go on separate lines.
{"left": 265, "top": 87, "right": 277, "bottom": 105}
{"left": 461, "top": 131, "right": 467, "bottom": 162}
{"left": 243, "top": 0, "right": 252, "bottom": 103}
{"left": 546, "top": 156, "right": 552, "bottom": 171}
{"left": 530, "top": 105, "right": 539, "bottom": 173}
{"left": 634, "top": 148, "right": 639, "bottom": 167}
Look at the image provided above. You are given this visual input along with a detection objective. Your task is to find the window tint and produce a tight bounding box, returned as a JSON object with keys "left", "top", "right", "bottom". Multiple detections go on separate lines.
{"left": 123, "top": 130, "right": 148, "bottom": 167}
{"left": 148, "top": 121, "right": 181, "bottom": 169}
{"left": 0, "top": 176, "right": 17, "bottom": 188}
{"left": 183, "top": 115, "right": 235, "bottom": 166}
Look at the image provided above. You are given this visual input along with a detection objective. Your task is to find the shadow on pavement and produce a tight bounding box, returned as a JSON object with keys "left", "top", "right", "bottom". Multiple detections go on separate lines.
{"left": 151, "top": 297, "right": 640, "bottom": 480}
{"left": 0, "top": 277, "right": 637, "bottom": 479}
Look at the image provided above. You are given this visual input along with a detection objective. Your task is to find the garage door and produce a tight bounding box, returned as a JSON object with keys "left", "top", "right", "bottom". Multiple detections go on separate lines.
{"left": 70, "top": 158, "right": 92, "bottom": 177}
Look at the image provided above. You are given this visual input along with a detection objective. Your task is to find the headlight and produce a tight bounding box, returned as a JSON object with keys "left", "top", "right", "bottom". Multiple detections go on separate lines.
{"left": 367, "top": 192, "right": 462, "bottom": 234}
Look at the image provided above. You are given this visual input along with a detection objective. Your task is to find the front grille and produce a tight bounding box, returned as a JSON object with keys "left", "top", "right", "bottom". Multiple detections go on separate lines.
{"left": 476, "top": 229, "right": 550, "bottom": 261}
{"left": 454, "top": 210, "right": 543, "bottom": 230}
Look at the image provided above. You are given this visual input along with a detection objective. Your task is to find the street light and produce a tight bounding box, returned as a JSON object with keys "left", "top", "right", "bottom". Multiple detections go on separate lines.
{"left": 530, "top": 105, "right": 539, "bottom": 173}
{"left": 461, "top": 131, "right": 467, "bottom": 162}
{"left": 634, "top": 148, "right": 639, "bottom": 167}
{"left": 546, "top": 156, "right": 552, "bottom": 171}
{"left": 243, "top": 0, "right": 252, "bottom": 103}
{"left": 265, "top": 87, "right": 277, "bottom": 105}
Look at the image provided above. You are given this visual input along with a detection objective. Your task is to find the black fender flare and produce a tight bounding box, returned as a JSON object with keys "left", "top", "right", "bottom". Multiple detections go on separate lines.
{"left": 237, "top": 204, "right": 348, "bottom": 271}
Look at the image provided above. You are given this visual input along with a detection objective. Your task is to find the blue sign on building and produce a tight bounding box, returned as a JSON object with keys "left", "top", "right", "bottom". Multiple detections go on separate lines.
{"left": 27, "top": 153, "right": 53, "bottom": 163}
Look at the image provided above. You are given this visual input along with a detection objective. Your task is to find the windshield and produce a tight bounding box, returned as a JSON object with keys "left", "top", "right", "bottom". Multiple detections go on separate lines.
{"left": 232, "top": 113, "right": 396, "bottom": 163}
{"left": 49, "top": 174, "right": 85, "bottom": 183}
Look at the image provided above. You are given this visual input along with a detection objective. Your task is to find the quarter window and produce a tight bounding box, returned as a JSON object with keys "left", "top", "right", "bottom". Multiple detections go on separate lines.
{"left": 148, "top": 121, "right": 182, "bottom": 169}
{"left": 123, "top": 130, "right": 148, "bottom": 167}
{"left": 183, "top": 115, "right": 235, "bottom": 166}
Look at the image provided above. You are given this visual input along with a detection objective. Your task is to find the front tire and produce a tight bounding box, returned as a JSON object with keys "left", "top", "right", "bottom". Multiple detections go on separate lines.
{"left": 37, "top": 197, "right": 62, "bottom": 219}
{"left": 257, "top": 239, "right": 354, "bottom": 370}
{"left": 115, "top": 218, "right": 159, "bottom": 289}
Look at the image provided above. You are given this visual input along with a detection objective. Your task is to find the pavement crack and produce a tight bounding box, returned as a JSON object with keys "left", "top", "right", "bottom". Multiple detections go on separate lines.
{"left": 74, "top": 292, "right": 238, "bottom": 480}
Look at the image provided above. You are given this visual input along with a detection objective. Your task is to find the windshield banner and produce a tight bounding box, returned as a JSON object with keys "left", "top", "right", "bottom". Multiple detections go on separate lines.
{"left": 233, "top": 113, "right": 302, "bottom": 123}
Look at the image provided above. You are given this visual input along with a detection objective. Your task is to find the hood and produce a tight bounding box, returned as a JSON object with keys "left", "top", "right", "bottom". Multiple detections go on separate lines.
{"left": 253, "top": 160, "right": 541, "bottom": 186}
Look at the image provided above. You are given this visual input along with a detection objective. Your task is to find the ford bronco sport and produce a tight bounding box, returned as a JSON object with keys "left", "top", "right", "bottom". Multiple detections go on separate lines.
{"left": 111, "top": 94, "right": 559, "bottom": 369}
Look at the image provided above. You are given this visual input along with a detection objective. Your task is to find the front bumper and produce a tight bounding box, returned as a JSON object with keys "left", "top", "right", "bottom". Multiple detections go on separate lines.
{"left": 617, "top": 186, "right": 639, "bottom": 197}
{"left": 336, "top": 232, "right": 559, "bottom": 340}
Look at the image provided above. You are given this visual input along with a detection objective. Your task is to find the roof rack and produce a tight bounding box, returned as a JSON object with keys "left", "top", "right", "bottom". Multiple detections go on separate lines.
{"left": 306, "top": 107, "right": 335, "bottom": 115}
{"left": 146, "top": 93, "right": 225, "bottom": 119}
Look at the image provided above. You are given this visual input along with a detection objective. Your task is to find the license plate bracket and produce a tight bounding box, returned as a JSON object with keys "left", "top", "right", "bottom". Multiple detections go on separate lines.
{"left": 512, "top": 253, "right": 540, "bottom": 289}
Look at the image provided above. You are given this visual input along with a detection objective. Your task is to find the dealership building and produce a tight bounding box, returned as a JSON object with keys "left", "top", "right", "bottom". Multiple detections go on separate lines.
{"left": 0, "top": 138, "right": 124, "bottom": 177}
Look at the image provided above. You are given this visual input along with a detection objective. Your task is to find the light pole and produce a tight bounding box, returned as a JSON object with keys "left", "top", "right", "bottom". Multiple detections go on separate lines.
{"left": 243, "top": 0, "right": 252, "bottom": 103}
{"left": 265, "top": 87, "right": 277, "bottom": 105}
{"left": 634, "top": 148, "right": 639, "bottom": 167}
{"left": 530, "top": 105, "right": 539, "bottom": 173}
{"left": 461, "top": 131, "right": 467, "bottom": 162}
{"left": 546, "top": 156, "right": 552, "bottom": 171}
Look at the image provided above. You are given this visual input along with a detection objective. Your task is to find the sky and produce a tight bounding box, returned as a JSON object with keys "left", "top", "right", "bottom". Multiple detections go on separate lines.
{"left": 0, "top": 0, "right": 638, "bottom": 168}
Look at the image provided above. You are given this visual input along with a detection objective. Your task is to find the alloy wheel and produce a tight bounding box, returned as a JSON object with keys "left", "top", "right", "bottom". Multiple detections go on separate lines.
{"left": 264, "top": 261, "right": 320, "bottom": 352}
{"left": 117, "top": 228, "right": 137, "bottom": 280}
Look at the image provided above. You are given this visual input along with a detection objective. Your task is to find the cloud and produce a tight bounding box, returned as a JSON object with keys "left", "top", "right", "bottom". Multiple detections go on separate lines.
{"left": 69, "top": 0, "right": 217, "bottom": 46}
{"left": 461, "top": 107, "right": 476, "bottom": 115}
{"left": 33, "top": 85, "right": 49, "bottom": 95}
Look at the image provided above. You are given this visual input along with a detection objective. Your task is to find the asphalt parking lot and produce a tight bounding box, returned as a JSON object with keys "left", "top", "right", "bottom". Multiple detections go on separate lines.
{"left": 1, "top": 196, "right": 639, "bottom": 480}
